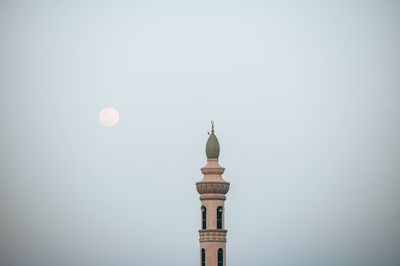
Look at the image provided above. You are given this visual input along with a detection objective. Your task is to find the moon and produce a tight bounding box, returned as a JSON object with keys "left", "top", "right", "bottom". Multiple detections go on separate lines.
{"left": 99, "top": 107, "right": 119, "bottom": 127}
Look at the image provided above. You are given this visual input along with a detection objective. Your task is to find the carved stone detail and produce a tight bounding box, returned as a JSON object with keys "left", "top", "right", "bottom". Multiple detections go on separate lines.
{"left": 199, "top": 229, "right": 227, "bottom": 242}
{"left": 196, "top": 181, "right": 230, "bottom": 195}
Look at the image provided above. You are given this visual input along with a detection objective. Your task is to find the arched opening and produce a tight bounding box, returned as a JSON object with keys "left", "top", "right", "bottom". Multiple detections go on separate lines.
{"left": 201, "top": 248, "right": 205, "bottom": 266}
{"left": 218, "top": 248, "right": 223, "bottom": 266}
{"left": 217, "top": 206, "right": 223, "bottom": 229}
{"left": 201, "top": 206, "right": 207, "bottom": 229}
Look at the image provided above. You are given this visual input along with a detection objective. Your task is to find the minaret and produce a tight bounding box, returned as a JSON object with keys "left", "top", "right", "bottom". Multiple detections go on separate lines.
{"left": 196, "top": 121, "right": 230, "bottom": 266}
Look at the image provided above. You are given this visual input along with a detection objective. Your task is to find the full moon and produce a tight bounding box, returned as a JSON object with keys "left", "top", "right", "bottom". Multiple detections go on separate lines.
{"left": 99, "top": 107, "right": 119, "bottom": 127}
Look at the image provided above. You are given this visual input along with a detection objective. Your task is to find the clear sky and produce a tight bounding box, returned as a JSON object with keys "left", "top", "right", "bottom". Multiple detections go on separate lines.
{"left": 0, "top": 1, "right": 399, "bottom": 266}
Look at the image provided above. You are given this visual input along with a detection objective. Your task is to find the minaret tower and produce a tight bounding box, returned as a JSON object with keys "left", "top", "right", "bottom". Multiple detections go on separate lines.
{"left": 196, "top": 121, "right": 230, "bottom": 266}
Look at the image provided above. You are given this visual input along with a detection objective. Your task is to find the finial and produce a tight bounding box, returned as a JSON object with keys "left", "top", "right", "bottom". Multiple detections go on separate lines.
{"left": 207, "top": 120, "right": 215, "bottom": 135}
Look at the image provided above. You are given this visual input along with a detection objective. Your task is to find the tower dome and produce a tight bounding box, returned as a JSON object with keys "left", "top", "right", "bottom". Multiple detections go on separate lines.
{"left": 206, "top": 134, "right": 220, "bottom": 158}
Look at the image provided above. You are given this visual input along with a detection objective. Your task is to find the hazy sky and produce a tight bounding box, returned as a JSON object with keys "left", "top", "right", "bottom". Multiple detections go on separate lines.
{"left": 0, "top": 1, "right": 399, "bottom": 266}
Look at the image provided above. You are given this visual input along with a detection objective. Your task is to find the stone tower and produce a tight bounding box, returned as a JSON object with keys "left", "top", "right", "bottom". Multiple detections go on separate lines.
{"left": 196, "top": 121, "right": 230, "bottom": 266}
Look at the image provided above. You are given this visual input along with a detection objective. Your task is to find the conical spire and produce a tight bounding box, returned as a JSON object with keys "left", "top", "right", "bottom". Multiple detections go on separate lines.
{"left": 206, "top": 121, "right": 220, "bottom": 158}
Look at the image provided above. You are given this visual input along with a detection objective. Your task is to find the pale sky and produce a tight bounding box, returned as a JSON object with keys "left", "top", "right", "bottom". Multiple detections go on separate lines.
{"left": 0, "top": 1, "right": 399, "bottom": 266}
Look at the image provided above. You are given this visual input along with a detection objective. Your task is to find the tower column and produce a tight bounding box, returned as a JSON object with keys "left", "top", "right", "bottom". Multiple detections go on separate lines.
{"left": 196, "top": 122, "right": 230, "bottom": 266}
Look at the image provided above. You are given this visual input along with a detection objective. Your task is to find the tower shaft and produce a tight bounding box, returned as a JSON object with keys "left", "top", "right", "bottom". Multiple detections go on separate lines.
{"left": 196, "top": 127, "right": 230, "bottom": 266}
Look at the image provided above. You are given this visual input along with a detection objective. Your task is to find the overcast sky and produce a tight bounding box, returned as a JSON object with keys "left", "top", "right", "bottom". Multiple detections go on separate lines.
{"left": 0, "top": 1, "right": 399, "bottom": 266}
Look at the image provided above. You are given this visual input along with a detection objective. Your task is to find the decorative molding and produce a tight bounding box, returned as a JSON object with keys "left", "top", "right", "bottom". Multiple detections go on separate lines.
{"left": 199, "top": 195, "right": 226, "bottom": 201}
{"left": 201, "top": 167, "right": 225, "bottom": 175}
{"left": 196, "top": 181, "right": 230, "bottom": 195}
{"left": 199, "top": 229, "right": 227, "bottom": 243}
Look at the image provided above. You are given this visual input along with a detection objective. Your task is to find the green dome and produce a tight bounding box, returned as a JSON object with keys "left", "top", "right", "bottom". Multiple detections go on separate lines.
{"left": 206, "top": 134, "right": 220, "bottom": 158}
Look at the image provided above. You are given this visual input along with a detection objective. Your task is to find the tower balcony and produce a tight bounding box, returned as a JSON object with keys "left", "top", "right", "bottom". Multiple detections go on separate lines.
{"left": 196, "top": 181, "right": 230, "bottom": 195}
{"left": 199, "top": 229, "right": 227, "bottom": 243}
